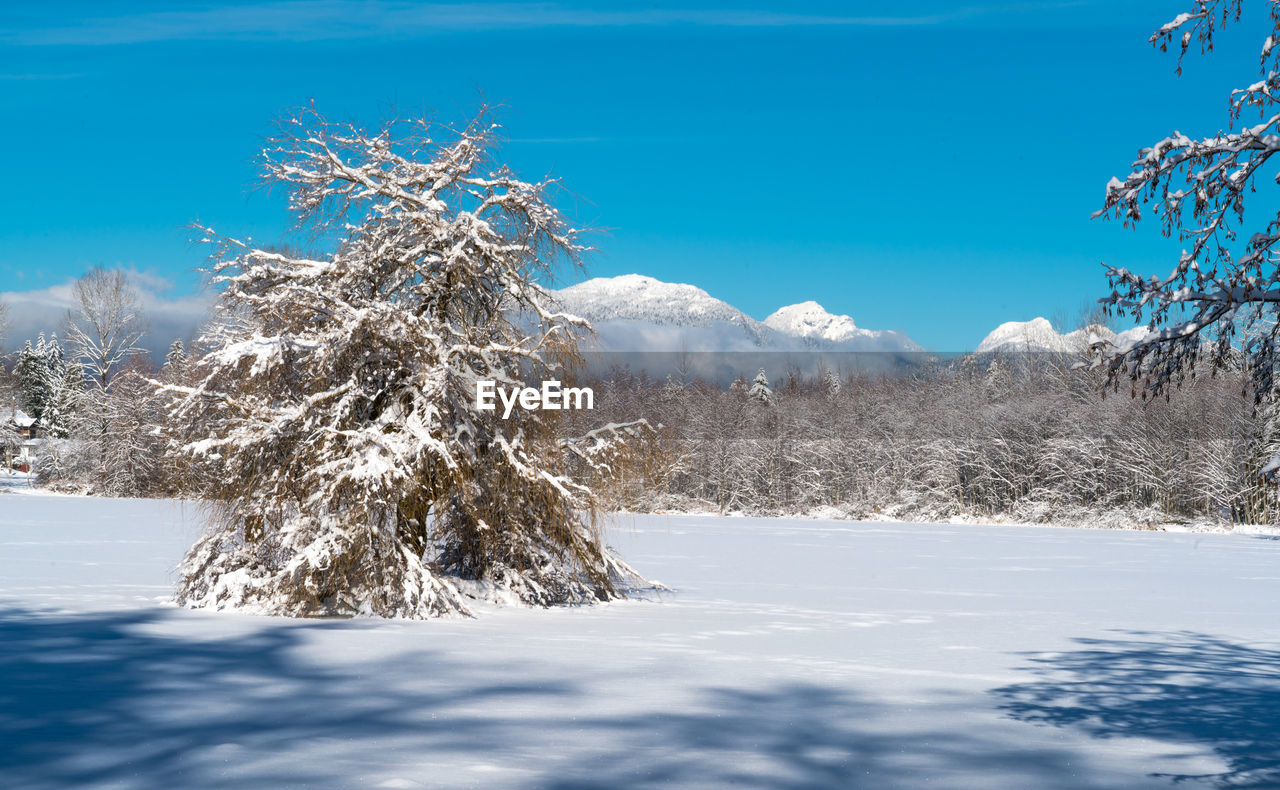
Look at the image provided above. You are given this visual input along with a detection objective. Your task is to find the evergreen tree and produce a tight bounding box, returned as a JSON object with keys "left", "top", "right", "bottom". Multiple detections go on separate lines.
{"left": 749, "top": 368, "right": 773, "bottom": 405}
{"left": 41, "top": 362, "right": 83, "bottom": 440}
{"left": 164, "top": 339, "right": 187, "bottom": 372}
{"left": 13, "top": 340, "right": 38, "bottom": 413}
{"left": 42, "top": 333, "right": 65, "bottom": 374}
{"left": 822, "top": 367, "right": 842, "bottom": 400}
{"left": 15, "top": 336, "right": 55, "bottom": 420}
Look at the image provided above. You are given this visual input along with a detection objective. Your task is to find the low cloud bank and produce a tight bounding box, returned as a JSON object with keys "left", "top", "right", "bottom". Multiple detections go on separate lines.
{"left": 0, "top": 270, "right": 214, "bottom": 360}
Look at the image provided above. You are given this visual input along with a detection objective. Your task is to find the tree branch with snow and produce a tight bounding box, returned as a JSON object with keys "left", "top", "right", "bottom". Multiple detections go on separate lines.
{"left": 1094, "top": 0, "right": 1280, "bottom": 401}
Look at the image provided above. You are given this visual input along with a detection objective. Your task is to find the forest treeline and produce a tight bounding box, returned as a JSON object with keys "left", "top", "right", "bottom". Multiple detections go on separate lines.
{"left": 569, "top": 355, "right": 1280, "bottom": 527}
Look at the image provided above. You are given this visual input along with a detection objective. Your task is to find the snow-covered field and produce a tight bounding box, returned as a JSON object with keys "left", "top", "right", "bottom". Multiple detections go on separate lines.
{"left": 4, "top": 485, "right": 1280, "bottom": 789}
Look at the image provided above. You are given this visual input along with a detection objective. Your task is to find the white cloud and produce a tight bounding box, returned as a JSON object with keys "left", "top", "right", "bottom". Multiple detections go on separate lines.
{"left": 0, "top": 270, "right": 214, "bottom": 359}
{"left": 1, "top": 1, "right": 1081, "bottom": 46}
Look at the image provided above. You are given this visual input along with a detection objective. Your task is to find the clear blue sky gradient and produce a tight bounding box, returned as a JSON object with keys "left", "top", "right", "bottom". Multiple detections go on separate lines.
{"left": 1, "top": 1, "right": 1272, "bottom": 350}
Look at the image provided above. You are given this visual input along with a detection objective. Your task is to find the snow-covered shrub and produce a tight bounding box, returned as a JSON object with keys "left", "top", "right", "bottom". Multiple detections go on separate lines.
{"left": 35, "top": 437, "right": 94, "bottom": 491}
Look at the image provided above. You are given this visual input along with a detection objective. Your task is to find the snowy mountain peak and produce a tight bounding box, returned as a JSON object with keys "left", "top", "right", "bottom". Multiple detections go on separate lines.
{"left": 976, "top": 317, "right": 1065, "bottom": 353}
{"left": 976, "top": 317, "right": 1149, "bottom": 354}
{"left": 553, "top": 274, "right": 752, "bottom": 328}
{"left": 764, "top": 301, "right": 861, "bottom": 343}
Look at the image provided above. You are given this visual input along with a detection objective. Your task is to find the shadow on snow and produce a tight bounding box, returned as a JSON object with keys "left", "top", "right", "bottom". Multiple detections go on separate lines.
{"left": 0, "top": 606, "right": 1098, "bottom": 790}
{"left": 994, "top": 631, "right": 1280, "bottom": 789}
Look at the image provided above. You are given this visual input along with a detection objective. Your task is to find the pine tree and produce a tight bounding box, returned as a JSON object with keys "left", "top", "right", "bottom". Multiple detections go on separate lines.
{"left": 822, "top": 367, "right": 842, "bottom": 401}
{"left": 164, "top": 340, "right": 187, "bottom": 372}
{"left": 40, "top": 335, "right": 68, "bottom": 422}
{"left": 41, "top": 361, "right": 83, "bottom": 440}
{"left": 164, "top": 107, "right": 646, "bottom": 618}
{"left": 14, "top": 340, "right": 38, "bottom": 414}
{"left": 14, "top": 335, "right": 57, "bottom": 420}
{"left": 42, "top": 333, "right": 65, "bottom": 374}
{"left": 749, "top": 368, "right": 773, "bottom": 405}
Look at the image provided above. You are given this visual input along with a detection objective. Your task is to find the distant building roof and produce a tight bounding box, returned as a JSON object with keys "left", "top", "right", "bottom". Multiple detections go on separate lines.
{"left": 2, "top": 407, "right": 37, "bottom": 429}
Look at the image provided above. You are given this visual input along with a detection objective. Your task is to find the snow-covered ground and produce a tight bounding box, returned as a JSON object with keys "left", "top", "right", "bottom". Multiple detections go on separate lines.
{"left": 3, "top": 490, "right": 1280, "bottom": 789}
{"left": 1, "top": 470, "right": 40, "bottom": 495}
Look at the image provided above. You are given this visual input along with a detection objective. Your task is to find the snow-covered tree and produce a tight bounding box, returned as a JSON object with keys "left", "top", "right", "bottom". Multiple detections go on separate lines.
{"left": 43, "top": 333, "right": 66, "bottom": 371}
{"left": 0, "top": 297, "right": 10, "bottom": 401}
{"left": 1094, "top": 1, "right": 1280, "bottom": 400}
{"left": 93, "top": 366, "right": 162, "bottom": 497}
{"left": 42, "top": 269, "right": 162, "bottom": 494}
{"left": 41, "top": 359, "right": 82, "bottom": 440}
{"left": 0, "top": 423, "right": 20, "bottom": 473}
{"left": 822, "top": 367, "right": 842, "bottom": 400}
{"left": 14, "top": 334, "right": 68, "bottom": 421}
{"left": 749, "top": 368, "right": 773, "bottom": 404}
{"left": 41, "top": 334, "right": 67, "bottom": 412}
{"left": 14, "top": 339, "right": 47, "bottom": 418}
{"left": 164, "top": 339, "right": 187, "bottom": 372}
{"left": 50, "top": 355, "right": 159, "bottom": 497}
{"left": 65, "top": 267, "right": 147, "bottom": 391}
{"left": 165, "top": 107, "right": 645, "bottom": 618}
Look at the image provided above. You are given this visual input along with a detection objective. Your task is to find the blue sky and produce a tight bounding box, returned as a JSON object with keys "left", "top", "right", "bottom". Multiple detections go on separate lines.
{"left": 0, "top": 1, "right": 1270, "bottom": 350}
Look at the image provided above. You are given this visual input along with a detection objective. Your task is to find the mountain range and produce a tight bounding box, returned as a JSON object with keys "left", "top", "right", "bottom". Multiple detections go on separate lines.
{"left": 548, "top": 274, "right": 1147, "bottom": 355}
{"left": 973, "top": 317, "right": 1149, "bottom": 355}
{"left": 549, "top": 274, "right": 922, "bottom": 353}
